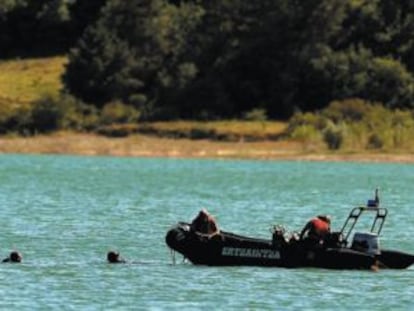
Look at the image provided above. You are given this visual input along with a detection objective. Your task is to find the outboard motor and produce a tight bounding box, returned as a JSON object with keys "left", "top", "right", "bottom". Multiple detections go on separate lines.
{"left": 351, "top": 232, "right": 380, "bottom": 255}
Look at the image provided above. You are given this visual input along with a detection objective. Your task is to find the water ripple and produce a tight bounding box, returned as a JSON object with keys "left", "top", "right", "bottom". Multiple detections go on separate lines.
{"left": 0, "top": 155, "right": 413, "bottom": 310}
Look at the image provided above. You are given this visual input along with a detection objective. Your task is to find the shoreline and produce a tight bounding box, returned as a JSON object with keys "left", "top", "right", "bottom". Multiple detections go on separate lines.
{"left": 1, "top": 132, "right": 414, "bottom": 163}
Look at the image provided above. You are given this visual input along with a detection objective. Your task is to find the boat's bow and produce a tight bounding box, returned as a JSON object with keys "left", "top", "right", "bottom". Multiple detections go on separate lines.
{"left": 165, "top": 222, "right": 192, "bottom": 255}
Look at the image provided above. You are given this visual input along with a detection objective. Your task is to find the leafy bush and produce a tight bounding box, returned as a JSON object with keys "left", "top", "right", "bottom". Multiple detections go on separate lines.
{"left": 100, "top": 101, "right": 140, "bottom": 125}
{"left": 340, "top": 123, "right": 369, "bottom": 150}
{"left": 322, "top": 99, "right": 373, "bottom": 123}
{"left": 57, "top": 94, "right": 100, "bottom": 131}
{"left": 367, "top": 133, "right": 384, "bottom": 149}
{"left": 287, "top": 98, "right": 414, "bottom": 151}
{"left": 307, "top": 48, "right": 414, "bottom": 112}
{"left": 391, "top": 110, "right": 414, "bottom": 148}
{"left": 366, "top": 58, "right": 414, "bottom": 109}
{"left": 242, "top": 108, "right": 268, "bottom": 121}
{"left": 0, "top": 102, "right": 32, "bottom": 135}
{"left": 289, "top": 124, "right": 322, "bottom": 142}
{"left": 0, "top": 93, "right": 102, "bottom": 135}
{"left": 323, "top": 122, "right": 344, "bottom": 150}
{"left": 286, "top": 112, "right": 327, "bottom": 134}
{"left": 30, "top": 96, "right": 64, "bottom": 133}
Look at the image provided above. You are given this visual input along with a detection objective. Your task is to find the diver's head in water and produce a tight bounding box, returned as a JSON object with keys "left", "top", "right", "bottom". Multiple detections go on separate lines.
{"left": 2, "top": 251, "right": 22, "bottom": 263}
{"left": 107, "top": 251, "right": 125, "bottom": 263}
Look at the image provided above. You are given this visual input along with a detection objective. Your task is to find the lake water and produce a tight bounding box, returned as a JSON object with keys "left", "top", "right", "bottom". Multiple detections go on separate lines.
{"left": 0, "top": 154, "right": 413, "bottom": 310}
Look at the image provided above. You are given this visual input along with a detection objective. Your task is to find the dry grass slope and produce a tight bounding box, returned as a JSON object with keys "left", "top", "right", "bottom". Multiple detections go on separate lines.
{"left": 0, "top": 56, "right": 66, "bottom": 103}
{"left": 1, "top": 131, "right": 414, "bottom": 163}
{"left": 146, "top": 121, "right": 287, "bottom": 139}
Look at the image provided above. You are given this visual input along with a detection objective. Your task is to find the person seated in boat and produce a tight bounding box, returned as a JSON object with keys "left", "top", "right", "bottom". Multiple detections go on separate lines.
{"left": 272, "top": 225, "right": 290, "bottom": 246}
{"left": 107, "top": 250, "right": 126, "bottom": 264}
{"left": 2, "top": 251, "right": 22, "bottom": 263}
{"left": 300, "top": 214, "right": 331, "bottom": 243}
{"left": 190, "top": 209, "right": 220, "bottom": 237}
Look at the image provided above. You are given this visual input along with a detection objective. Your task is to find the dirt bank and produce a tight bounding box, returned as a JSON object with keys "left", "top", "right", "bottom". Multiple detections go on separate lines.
{"left": 1, "top": 132, "right": 414, "bottom": 163}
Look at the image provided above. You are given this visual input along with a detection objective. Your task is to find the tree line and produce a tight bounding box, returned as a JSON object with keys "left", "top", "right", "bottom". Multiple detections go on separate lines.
{"left": 2, "top": 0, "right": 414, "bottom": 120}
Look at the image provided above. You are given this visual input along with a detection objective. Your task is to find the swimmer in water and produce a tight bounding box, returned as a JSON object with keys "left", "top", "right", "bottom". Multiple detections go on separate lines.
{"left": 2, "top": 251, "right": 22, "bottom": 263}
{"left": 107, "top": 250, "right": 126, "bottom": 263}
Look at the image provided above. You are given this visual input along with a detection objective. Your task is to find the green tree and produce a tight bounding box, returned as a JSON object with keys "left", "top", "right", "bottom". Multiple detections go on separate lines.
{"left": 63, "top": 0, "right": 414, "bottom": 120}
{"left": 64, "top": 0, "right": 203, "bottom": 117}
{"left": 69, "top": 0, "right": 108, "bottom": 39}
{"left": 64, "top": 19, "right": 140, "bottom": 106}
{"left": 342, "top": 1, "right": 414, "bottom": 70}
{"left": 176, "top": 0, "right": 349, "bottom": 118}
{"left": 0, "top": 0, "right": 73, "bottom": 57}
{"left": 0, "top": 0, "right": 23, "bottom": 15}
{"left": 304, "top": 47, "right": 414, "bottom": 110}
{"left": 161, "top": 0, "right": 248, "bottom": 118}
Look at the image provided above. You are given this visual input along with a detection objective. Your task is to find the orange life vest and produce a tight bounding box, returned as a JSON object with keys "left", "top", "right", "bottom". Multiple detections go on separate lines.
{"left": 310, "top": 218, "right": 330, "bottom": 235}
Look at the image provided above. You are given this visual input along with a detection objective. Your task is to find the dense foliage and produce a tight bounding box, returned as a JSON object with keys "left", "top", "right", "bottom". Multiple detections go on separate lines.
{"left": 287, "top": 99, "right": 414, "bottom": 151}
{"left": 2, "top": 0, "right": 414, "bottom": 120}
{"left": 0, "top": 0, "right": 107, "bottom": 57}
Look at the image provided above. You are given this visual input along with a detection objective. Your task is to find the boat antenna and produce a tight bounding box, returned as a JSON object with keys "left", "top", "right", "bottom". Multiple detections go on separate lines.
{"left": 375, "top": 188, "right": 379, "bottom": 207}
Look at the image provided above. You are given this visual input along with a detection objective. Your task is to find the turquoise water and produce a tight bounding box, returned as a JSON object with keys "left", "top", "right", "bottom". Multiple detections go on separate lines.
{"left": 0, "top": 154, "right": 413, "bottom": 310}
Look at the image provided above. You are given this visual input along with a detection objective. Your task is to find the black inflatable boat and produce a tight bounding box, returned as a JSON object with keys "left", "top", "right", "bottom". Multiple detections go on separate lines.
{"left": 166, "top": 196, "right": 414, "bottom": 270}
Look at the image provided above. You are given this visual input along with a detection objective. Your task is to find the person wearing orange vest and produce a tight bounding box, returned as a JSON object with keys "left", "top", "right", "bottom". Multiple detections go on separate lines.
{"left": 300, "top": 215, "right": 331, "bottom": 241}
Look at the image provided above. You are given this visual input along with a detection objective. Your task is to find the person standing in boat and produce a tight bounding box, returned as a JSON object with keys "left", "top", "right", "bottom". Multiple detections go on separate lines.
{"left": 190, "top": 209, "right": 220, "bottom": 237}
{"left": 300, "top": 214, "right": 331, "bottom": 243}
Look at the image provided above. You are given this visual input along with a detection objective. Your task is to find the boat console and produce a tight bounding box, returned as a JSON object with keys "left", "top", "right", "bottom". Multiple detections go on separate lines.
{"left": 351, "top": 232, "right": 380, "bottom": 255}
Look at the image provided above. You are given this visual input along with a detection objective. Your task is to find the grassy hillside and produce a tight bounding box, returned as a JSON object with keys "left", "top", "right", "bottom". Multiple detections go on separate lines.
{"left": 0, "top": 56, "right": 66, "bottom": 104}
